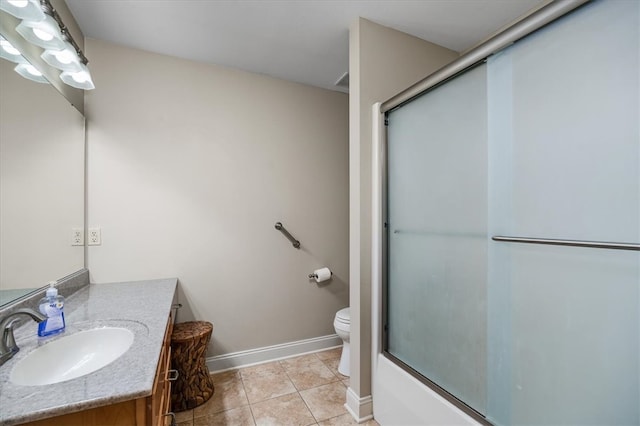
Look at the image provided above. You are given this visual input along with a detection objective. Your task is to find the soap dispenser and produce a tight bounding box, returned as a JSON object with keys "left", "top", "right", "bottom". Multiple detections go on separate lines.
{"left": 37, "top": 281, "right": 65, "bottom": 337}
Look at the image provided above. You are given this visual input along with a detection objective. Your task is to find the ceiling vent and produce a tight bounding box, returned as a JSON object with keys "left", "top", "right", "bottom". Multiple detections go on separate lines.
{"left": 334, "top": 71, "right": 349, "bottom": 89}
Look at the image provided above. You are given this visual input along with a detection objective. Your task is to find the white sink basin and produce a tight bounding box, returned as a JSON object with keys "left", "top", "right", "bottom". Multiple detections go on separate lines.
{"left": 10, "top": 327, "right": 134, "bottom": 386}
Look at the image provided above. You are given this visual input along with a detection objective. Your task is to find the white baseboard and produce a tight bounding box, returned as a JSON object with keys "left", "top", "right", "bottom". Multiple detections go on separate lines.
{"left": 207, "top": 334, "right": 342, "bottom": 372}
{"left": 345, "top": 387, "right": 374, "bottom": 423}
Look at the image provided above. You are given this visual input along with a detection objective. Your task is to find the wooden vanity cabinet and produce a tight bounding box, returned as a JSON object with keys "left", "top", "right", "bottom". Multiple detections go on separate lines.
{"left": 149, "top": 310, "right": 174, "bottom": 426}
{"left": 22, "top": 312, "right": 175, "bottom": 426}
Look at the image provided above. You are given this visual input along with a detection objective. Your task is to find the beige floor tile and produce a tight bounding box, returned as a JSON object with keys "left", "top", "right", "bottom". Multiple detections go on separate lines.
{"left": 194, "top": 405, "right": 255, "bottom": 426}
{"left": 317, "top": 413, "right": 379, "bottom": 425}
{"left": 241, "top": 361, "right": 286, "bottom": 378}
{"left": 342, "top": 378, "right": 350, "bottom": 387}
{"left": 321, "top": 356, "right": 348, "bottom": 380}
{"left": 315, "top": 347, "right": 342, "bottom": 362}
{"left": 251, "top": 392, "right": 316, "bottom": 426}
{"left": 174, "top": 408, "right": 194, "bottom": 423}
{"left": 212, "top": 369, "right": 242, "bottom": 383}
{"left": 280, "top": 353, "right": 320, "bottom": 368}
{"left": 283, "top": 360, "right": 339, "bottom": 391}
{"left": 299, "top": 382, "right": 348, "bottom": 422}
{"left": 241, "top": 367, "right": 297, "bottom": 403}
{"left": 194, "top": 378, "right": 249, "bottom": 418}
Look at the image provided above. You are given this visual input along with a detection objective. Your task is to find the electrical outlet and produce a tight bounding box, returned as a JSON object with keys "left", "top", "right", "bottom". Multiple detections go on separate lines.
{"left": 71, "top": 228, "right": 84, "bottom": 246}
{"left": 88, "top": 227, "right": 101, "bottom": 245}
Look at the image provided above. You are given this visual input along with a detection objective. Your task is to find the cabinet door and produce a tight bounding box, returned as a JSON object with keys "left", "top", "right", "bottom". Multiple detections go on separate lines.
{"left": 151, "top": 312, "right": 174, "bottom": 426}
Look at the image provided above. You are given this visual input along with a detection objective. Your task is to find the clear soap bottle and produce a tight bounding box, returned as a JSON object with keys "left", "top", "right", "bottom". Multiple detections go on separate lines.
{"left": 37, "top": 282, "right": 66, "bottom": 337}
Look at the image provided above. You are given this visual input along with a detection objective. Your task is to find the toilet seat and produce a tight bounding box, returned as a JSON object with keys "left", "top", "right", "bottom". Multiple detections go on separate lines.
{"left": 335, "top": 308, "right": 350, "bottom": 323}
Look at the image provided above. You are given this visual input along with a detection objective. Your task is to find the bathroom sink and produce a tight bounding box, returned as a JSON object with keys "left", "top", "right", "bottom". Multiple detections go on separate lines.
{"left": 10, "top": 327, "right": 134, "bottom": 386}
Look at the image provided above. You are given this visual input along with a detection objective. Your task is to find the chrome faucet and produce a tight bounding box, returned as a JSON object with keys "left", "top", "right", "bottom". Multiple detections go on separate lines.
{"left": 0, "top": 308, "right": 46, "bottom": 367}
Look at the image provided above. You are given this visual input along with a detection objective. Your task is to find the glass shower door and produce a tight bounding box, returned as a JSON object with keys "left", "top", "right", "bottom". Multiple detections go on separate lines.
{"left": 487, "top": 1, "right": 640, "bottom": 424}
{"left": 386, "top": 64, "right": 488, "bottom": 415}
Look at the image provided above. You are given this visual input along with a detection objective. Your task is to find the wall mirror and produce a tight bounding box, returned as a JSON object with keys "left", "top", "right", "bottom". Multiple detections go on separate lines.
{"left": 0, "top": 56, "right": 85, "bottom": 307}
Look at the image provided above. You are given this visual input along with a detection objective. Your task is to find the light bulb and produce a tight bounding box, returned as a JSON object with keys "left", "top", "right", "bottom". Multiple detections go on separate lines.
{"left": 25, "top": 64, "right": 42, "bottom": 76}
{"left": 16, "top": 14, "right": 65, "bottom": 50}
{"left": 33, "top": 27, "right": 54, "bottom": 41}
{"left": 0, "top": 0, "right": 45, "bottom": 21}
{"left": 41, "top": 42, "right": 82, "bottom": 72}
{"left": 54, "top": 50, "right": 74, "bottom": 64}
{"left": 0, "top": 37, "right": 26, "bottom": 63}
{"left": 61, "top": 63, "right": 94, "bottom": 89}
{"left": 0, "top": 40, "right": 20, "bottom": 56}
{"left": 71, "top": 71, "right": 89, "bottom": 83}
{"left": 14, "top": 63, "right": 48, "bottom": 83}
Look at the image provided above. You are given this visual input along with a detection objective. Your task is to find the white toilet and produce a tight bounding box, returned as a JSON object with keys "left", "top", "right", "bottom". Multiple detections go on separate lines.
{"left": 333, "top": 307, "right": 350, "bottom": 376}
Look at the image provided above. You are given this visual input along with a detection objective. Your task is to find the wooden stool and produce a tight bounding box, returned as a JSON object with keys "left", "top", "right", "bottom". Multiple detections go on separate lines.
{"left": 170, "top": 321, "right": 215, "bottom": 411}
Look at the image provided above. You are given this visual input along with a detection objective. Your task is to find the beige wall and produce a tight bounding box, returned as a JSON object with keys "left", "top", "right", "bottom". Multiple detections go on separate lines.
{"left": 349, "top": 18, "right": 458, "bottom": 403}
{"left": 85, "top": 39, "right": 349, "bottom": 356}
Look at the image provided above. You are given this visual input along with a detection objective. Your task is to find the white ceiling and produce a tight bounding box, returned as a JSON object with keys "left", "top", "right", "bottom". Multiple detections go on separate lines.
{"left": 66, "top": 0, "right": 544, "bottom": 93}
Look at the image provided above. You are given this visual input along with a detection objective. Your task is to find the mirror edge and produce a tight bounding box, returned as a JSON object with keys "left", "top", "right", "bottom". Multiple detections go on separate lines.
{"left": 0, "top": 268, "right": 89, "bottom": 317}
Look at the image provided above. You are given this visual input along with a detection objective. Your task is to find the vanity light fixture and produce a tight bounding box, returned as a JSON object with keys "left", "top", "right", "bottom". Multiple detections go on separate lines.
{"left": 60, "top": 62, "right": 94, "bottom": 90}
{"left": 16, "top": 13, "right": 65, "bottom": 50}
{"left": 0, "top": 36, "right": 27, "bottom": 63}
{"left": 14, "top": 62, "right": 48, "bottom": 83}
{"left": 41, "top": 40, "right": 82, "bottom": 72}
{"left": 0, "top": 0, "right": 45, "bottom": 22}
{"left": 1, "top": 0, "right": 95, "bottom": 90}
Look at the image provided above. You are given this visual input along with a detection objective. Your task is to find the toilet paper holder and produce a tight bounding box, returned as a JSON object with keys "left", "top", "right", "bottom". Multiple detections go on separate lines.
{"left": 309, "top": 268, "right": 333, "bottom": 282}
{"left": 309, "top": 272, "right": 328, "bottom": 279}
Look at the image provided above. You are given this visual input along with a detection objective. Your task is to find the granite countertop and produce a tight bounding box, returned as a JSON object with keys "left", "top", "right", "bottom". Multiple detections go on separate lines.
{"left": 0, "top": 278, "right": 177, "bottom": 426}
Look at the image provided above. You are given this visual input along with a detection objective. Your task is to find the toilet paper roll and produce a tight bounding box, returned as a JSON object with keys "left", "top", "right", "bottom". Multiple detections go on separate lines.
{"left": 313, "top": 267, "right": 332, "bottom": 283}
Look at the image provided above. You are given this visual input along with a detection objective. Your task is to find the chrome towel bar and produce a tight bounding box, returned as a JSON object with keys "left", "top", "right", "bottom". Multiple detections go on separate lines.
{"left": 492, "top": 236, "right": 640, "bottom": 251}
{"left": 275, "top": 222, "right": 301, "bottom": 249}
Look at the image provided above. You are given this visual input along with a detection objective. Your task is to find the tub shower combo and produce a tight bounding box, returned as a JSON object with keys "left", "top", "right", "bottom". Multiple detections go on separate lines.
{"left": 372, "top": 1, "right": 640, "bottom": 424}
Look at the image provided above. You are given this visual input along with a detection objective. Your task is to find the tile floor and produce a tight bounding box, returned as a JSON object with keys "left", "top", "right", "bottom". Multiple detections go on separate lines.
{"left": 174, "top": 347, "right": 379, "bottom": 426}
